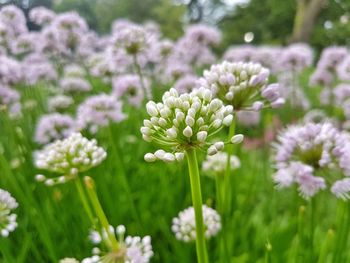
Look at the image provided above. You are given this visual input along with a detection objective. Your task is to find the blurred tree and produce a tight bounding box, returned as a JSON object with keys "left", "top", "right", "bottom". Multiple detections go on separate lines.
{"left": 290, "top": 0, "right": 328, "bottom": 43}
{"left": 54, "top": 0, "right": 98, "bottom": 30}
{"left": 219, "top": 0, "right": 295, "bottom": 47}
{"left": 218, "top": 0, "right": 349, "bottom": 51}
{"left": 151, "top": 0, "right": 186, "bottom": 39}
{"left": 0, "top": 0, "right": 51, "bottom": 8}
{"left": 58, "top": 0, "right": 185, "bottom": 38}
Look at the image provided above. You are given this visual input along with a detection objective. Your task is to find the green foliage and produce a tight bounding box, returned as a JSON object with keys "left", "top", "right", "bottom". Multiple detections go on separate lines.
{"left": 218, "top": 0, "right": 350, "bottom": 52}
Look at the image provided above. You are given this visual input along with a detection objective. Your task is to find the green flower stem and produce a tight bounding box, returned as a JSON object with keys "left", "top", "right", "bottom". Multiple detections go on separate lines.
{"left": 215, "top": 174, "right": 224, "bottom": 214}
{"left": 219, "top": 117, "right": 236, "bottom": 263}
{"left": 84, "top": 176, "right": 119, "bottom": 251}
{"left": 296, "top": 205, "right": 306, "bottom": 262}
{"left": 223, "top": 116, "right": 236, "bottom": 215}
{"left": 333, "top": 200, "right": 349, "bottom": 263}
{"left": 308, "top": 199, "right": 315, "bottom": 262}
{"left": 264, "top": 241, "right": 272, "bottom": 263}
{"left": 317, "top": 229, "right": 334, "bottom": 263}
{"left": 132, "top": 54, "right": 150, "bottom": 100}
{"left": 186, "top": 148, "right": 209, "bottom": 263}
{"left": 74, "top": 176, "right": 95, "bottom": 226}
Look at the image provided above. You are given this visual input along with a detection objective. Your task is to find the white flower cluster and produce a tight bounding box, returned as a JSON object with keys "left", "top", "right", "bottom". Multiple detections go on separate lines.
{"left": 34, "top": 133, "right": 107, "bottom": 184}
{"left": 200, "top": 61, "right": 284, "bottom": 110}
{"left": 48, "top": 95, "right": 74, "bottom": 112}
{"left": 125, "top": 235, "right": 153, "bottom": 263}
{"left": 88, "top": 225, "right": 153, "bottom": 263}
{"left": 202, "top": 152, "right": 240, "bottom": 177}
{"left": 171, "top": 205, "right": 221, "bottom": 242}
{"left": 0, "top": 188, "right": 18, "bottom": 237}
{"left": 141, "top": 88, "right": 235, "bottom": 162}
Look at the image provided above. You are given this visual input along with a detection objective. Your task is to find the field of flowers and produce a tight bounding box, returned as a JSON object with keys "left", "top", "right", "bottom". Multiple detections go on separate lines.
{"left": 1, "top": 4, "right": 350, "bottom": 263}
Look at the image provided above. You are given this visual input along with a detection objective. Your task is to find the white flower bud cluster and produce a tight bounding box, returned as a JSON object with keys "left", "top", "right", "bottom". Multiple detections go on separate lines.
{"left": 0, "top": 188, "right": 18, "bottom": 237}
{"left": 171, "top": 205, "right": 221, "bottom": 242}
{"left": 141, "top": 88, "right": 234, "bottom": 162}
{"left": 87, "top": 225, "right": 153, "bottom": 263}
{"left": 125, "top": 235, "right": 153, "bottom": 263}
{"left": 34, "top": 133, "right": 107, "bottom": 179}
{"left": 202, "top": 152, "right": 241, "bottom": 177}
{"left": 200, "top": 61, "right": 284, "bottom": 110}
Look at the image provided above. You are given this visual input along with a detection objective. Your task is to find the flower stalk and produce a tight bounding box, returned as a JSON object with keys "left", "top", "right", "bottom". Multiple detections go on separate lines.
{"left": 333, "top": 201, "right": 350, "bottom": 263}
{"left": 132, "top": 54, "right": 150, "bottom": 100}
{"left": 84, "top": 176, "right": 119, "bottom": 251}
{"left": 186, "top": 148, "right": 208, "bottom": 263}
{"left": 223, "top": 115, "right": 236, "bottom": 215}
{"left": 74, "top": 176, "right": 95, "bottom": 225}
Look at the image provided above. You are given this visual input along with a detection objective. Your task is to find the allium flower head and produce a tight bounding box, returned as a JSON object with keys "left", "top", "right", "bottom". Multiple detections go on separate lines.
{"left": 317, "top": 46, "right": 348, "bottom": 71}
{"left": 200, "top": 61, "right": 284, "bottom": 110}
{"left": 163, "top": 59, "right": 193, "bottom": 81}
{"left": 309, "top": 68, "right": 333, "bottom": 87}
{"left": 236, "top": 110, "right": 260, "bottom": 127}
{"left": 113, "top": 24, "right": 149, "bottom": 54}
{"left": 273, "top": 122, "right": 350, "bottom": 199}
{"left": 173, "top": 75, "right": 200, "bottom": 94}
{"left": 48, "top": 95, "right": 74, "bottom": 112}
{"left": 337, "top": 55, "right": 350, "bottom": 81}
{"left": 303, "top": 109, "right": 330, "bottom": 124}
{"left": 77, "top": 94, "right": 125, "bottom": 133}
{"left": 112, "top": 74, "right": 148, "bottom": 107}
{"left": 333, "top": 83, "right": 350, "bottom": 105}
{"left": 63, "top": 64, "right": 86, "bottom": 78}
{"left": 29, "top": 6, "right": 56, "bottom": 26}
{"left": 171, "top": 205, "right": 221, "bottom": 242}
{"left": 141, "top": 87, "right": 234, "bottom": 162}
{"left": 21, "top": 54, "right": 57, "bottom": 85}
{"left": 252, "top": 46, "right": 282, "bottom": 72}
{"left": 35, "top": 113, "right": 76, "bottom": 144}
{"left": 60, "top": 77, "right": 91, "bottom": 93}
{"left": 0, "top": 84, "right": 21, "bottom": 117}
{"left": 0, "top": 5, "right": 27, "bottom": 36}
{"left": 0, "top": 188, "right": 18, "bottom": 237}
{"left": 10, "top": 32, "right": 39, "bottom": 55}
{"left": 279, "top": 43, "right": 313, "bottom": 72}
{"left": 35, "top": 133, "right": 107, "bottom": 180}
{"left": 185, "top": 24, "right": 221, "bottom": 46}
{"left": 202, "top": 152, "right": 240, "bottom": 176}
{"left": 88, "top": 225, "right": 153, "bottom": 263}
{"left": 223, "top": 45, "right": 255, "bottom": 62}
{"left": 0, "top": 55, "right": 22, "bottom": 85}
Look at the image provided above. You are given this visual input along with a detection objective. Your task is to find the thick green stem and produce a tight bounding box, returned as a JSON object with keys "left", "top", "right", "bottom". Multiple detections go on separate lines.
{"left": 84, "top": 176, "right": 119, "bottom": 251}
{"left": 186, "top": 148, "right": 209, "bottom": 263}
{"left": 218, "top": 118, "right": 236, "bottom": 263}
{"left": 74, "top": 177, "right": 95, "bottom": 225}
{"left": 223, "top": 117, "right": 236, "bottom": 215}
